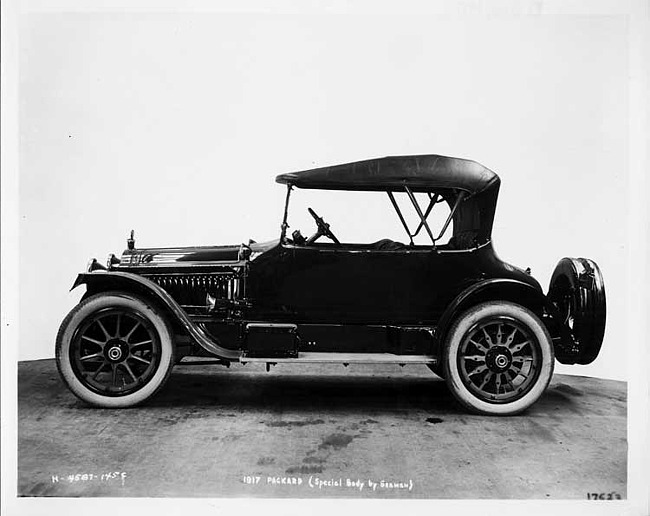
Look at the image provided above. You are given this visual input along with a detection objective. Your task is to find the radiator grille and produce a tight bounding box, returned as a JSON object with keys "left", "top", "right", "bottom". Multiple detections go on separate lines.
{"left": 144, "top": 273, "right": 240, "bottom": 308}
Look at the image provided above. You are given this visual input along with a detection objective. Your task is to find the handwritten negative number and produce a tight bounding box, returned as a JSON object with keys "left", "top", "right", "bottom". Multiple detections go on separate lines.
{"left": 587, "top": 492, "right": 622, "bottom": 500}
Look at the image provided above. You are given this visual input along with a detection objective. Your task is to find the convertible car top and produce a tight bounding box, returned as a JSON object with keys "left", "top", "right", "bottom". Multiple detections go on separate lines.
{"left": 275, "top": 154, "right": 500, "bottom": 194}
{"left": 278, "top": 154, "right": 501, "bottom": 245}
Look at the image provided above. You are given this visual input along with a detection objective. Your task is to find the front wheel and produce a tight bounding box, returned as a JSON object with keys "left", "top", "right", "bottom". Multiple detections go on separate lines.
{"left": 443, "top": 302, "right": 554, "bottom": 416}
{"left": 56, "top": 292, "right": 175, "bottom": 408}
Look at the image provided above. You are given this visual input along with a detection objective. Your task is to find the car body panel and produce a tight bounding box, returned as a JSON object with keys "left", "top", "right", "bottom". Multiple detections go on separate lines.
{"left": 246, "top": 241, "right": 540, "bottom": 325}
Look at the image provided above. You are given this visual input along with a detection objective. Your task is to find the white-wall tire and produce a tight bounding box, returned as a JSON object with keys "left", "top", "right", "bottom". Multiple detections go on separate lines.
{"left": 443, "top": 301, "right": 554, "bottom": 416}
{"left": 56, "top": 292, "right": 175, "bottom": 408}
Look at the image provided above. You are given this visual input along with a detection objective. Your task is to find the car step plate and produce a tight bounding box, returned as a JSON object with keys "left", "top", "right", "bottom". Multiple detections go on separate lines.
{"left": 240, "top": 352, "right": 436, "bottom": 365}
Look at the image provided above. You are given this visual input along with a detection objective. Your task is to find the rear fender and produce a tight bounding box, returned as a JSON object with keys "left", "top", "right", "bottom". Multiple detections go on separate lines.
{"left": 436, "top": 279, "right": 555, "bottom": 351}
{"left": 72, "top": 271, "right": 242, "bottom": 361}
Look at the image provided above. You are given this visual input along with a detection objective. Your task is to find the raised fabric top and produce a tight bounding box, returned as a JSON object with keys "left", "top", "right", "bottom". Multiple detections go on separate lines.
{"left": 275, "top": 155, "right": 500, "bottom": 195}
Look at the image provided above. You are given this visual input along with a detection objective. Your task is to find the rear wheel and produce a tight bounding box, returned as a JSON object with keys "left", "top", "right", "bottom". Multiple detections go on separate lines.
{"left": 443, "top": 302, "right": 554, "bottom": 416}
{"left": 56, "top": 292, "right": 175, "bottom": 407}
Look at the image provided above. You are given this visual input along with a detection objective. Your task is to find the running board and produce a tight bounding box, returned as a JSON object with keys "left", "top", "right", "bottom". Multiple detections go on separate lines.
{"left": 240, "top": 352, "right": 436, "bottom": 365}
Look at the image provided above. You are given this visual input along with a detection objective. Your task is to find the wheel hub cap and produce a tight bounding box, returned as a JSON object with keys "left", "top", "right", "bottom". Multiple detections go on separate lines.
{"left": 108, "top": 347, "right": 121, "bottom": 360}
{"left": 486, "top": 346, "right": 513, "bottom": 372}
{"left": 104, "top": 338, "right": 129, "bottom": 363}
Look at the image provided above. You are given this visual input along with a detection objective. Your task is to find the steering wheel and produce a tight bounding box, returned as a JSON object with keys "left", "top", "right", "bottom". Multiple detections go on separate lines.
{"left": 307, "top": 207, "right": 341, "bottom": 245}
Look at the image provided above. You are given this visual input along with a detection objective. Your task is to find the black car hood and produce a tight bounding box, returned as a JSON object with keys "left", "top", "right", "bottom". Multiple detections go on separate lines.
{"left": 118, "top": 240, "right": 280, "bottom": 268}
{"left": 119, "top": 245, "right": 242, "bottom": 267}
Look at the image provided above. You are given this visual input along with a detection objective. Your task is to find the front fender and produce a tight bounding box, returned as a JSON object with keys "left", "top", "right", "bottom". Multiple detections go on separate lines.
{"left": 72, "top": 271, "right": 243, "bottom": 361}
{"left": 436, "top": 278, "right": 554, "bottom": 347}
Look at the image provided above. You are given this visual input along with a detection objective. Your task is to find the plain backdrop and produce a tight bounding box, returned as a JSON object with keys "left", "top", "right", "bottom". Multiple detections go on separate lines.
{"left": 19, "top": 12, "right": 628, "bottom": 380}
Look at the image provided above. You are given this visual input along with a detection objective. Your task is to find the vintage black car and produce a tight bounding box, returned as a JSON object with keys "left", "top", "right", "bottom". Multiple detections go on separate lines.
{"left": 56, "top": 155, "right": 606, "bottom": 415}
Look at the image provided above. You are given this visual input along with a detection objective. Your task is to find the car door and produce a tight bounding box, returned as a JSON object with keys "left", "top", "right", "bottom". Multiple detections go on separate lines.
{"left": 248, "top": 242, "right": 467, "bottom": 325}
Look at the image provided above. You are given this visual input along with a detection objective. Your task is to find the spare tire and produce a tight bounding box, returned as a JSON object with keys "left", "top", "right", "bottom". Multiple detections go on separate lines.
{"left": 548, "top": 257, "right": 606, "bottom": 365}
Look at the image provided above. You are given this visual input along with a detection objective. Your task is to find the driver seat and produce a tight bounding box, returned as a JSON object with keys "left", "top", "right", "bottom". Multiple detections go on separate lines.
{"left": 373, "top": 239, "right": 407, "bottom": 251}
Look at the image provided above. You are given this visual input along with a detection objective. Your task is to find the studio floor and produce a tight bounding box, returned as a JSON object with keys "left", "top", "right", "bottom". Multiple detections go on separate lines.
{"left": 17, "top": 359, "right": 626, "bottom": 499}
